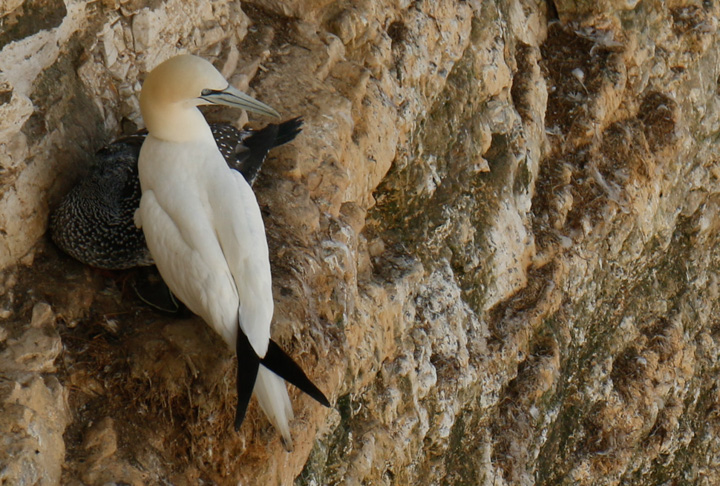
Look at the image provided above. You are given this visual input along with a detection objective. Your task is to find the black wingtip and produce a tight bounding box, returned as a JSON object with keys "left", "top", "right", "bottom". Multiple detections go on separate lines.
{"left": 273, "top": 117, "right": 304, "bottom": 146}
{"left": 237, "top": 124, "right": 278, "bottom": 185}
{"left": 261, "top": 340, "right": 331, "bottom": 408}
{"left": 235, "top": 330, "right": 260, "bottom": 431}
{"left": 238, "top": 117, "right": 304, "bottom": 185}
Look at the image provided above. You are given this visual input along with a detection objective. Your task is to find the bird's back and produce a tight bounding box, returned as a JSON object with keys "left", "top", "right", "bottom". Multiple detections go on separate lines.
{"left": 138, "top": 136, "right": 273, "bottom": 354}
{"left": 51, "top": 136, "right": 153, "bottom": 269}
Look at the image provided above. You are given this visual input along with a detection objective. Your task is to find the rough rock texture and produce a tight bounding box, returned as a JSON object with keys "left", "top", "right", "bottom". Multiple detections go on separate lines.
{"left": 2, "top": 0, "right": 720, "bottom": 485}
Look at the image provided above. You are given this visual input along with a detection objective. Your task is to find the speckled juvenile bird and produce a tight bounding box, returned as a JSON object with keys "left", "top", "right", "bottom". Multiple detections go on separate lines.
{"left": 50, "top": 119, "right": 302, "bottom": 270}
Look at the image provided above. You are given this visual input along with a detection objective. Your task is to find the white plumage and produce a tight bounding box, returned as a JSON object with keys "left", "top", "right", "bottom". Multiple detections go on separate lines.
{"left": 135, "top": 54, "right": 328, "bottom": 450}
{"left": 138, "top": 137, "right": 273, "bottom": 352}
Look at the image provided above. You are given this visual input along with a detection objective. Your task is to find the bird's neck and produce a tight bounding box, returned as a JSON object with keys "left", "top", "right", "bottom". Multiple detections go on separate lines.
{"left": 142, "top": 102, "right": 214, "bottom": 143}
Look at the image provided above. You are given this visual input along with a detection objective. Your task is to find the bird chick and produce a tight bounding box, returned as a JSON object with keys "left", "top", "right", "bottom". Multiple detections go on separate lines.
{"left": 50, "top": 119, "right": 303, "bottom": 270}
{"left": 135, "top": 54, "right": 328, "bottom": 450}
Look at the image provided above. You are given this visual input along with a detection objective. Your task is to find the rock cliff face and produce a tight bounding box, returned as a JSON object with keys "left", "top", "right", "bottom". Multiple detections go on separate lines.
{"left": 2, "top": 0, "right": 720, "bottom": 484}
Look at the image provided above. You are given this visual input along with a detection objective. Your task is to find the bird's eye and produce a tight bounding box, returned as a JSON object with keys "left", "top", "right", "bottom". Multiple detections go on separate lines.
{"left": 201, "top": 88, "right": 212, "bottom": 96}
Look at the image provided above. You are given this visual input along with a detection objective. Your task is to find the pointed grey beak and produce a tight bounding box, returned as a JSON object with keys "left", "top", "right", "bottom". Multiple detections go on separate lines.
{"left": 200, "top": 85, "right": 280, "bottom": 118}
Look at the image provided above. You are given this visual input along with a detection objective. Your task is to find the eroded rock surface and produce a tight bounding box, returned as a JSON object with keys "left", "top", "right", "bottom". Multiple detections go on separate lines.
{"left": 0, "top": 303, "right": 69, "bottom": 486}
{"left": 1, "top": 0, "right": 720, "bottom": 485}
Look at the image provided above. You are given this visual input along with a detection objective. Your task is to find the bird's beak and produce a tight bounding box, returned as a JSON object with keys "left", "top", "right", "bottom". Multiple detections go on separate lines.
{"left": 200, "top": 85, "right": 280, "bottom": 118}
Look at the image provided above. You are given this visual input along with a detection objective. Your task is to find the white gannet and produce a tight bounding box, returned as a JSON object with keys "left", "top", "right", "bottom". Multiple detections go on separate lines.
{"left": 135, "top": 54, "right": 328, "bottom": 450}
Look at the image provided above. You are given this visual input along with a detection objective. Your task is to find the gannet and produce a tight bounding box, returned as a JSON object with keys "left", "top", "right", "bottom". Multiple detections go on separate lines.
{"left": 51, "top": 119, "right": 303, "bottom": 270}
{"left": 135, "top": 54, "right": 329, "bottom": 450}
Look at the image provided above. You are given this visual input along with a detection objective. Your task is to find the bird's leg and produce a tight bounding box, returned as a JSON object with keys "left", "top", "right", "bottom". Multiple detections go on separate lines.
{"left": 131, "top": 267, "right": 186, "bottom": 315}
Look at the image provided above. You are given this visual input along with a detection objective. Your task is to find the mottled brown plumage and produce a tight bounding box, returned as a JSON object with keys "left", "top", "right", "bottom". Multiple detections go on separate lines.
{"left": 50, "top": 119, "right": 302, "bottom": 269}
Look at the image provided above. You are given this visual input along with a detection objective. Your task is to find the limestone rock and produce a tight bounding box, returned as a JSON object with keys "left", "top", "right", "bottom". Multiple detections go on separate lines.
{"left": 0, "top": 373, "right": 69, "bottom": 486}
{"left": 79, "top": 417, "right": 146, "bottom": 485}
{"left": 0, "top": 321, "right": 61, "bottom": 373}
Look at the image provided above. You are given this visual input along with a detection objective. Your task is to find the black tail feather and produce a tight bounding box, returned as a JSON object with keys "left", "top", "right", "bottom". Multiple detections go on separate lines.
{"left": 240, "top": 117, "right": 303, "bottom": 185}
{"left": 235, "top": 330, "right": 260, "bottom": 431}
{"left": 261, "top": 340, "right": 331, "bottom": 408}
{"left": 239, "top": 125, "right": 278, "bottom": 185}
{"left": 271, "top": 117, "right": 304, "bottom": 147}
